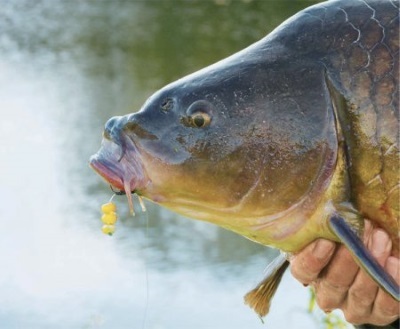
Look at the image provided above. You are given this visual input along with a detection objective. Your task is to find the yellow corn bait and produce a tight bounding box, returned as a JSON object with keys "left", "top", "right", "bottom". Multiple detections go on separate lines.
{"left": 99, "top": 194, "right": 147, "bottom": 236}
{"left": 101, "top": 202, "right": 116, "bottom": 213}
{"left": 100, "top": 201, "right": 117, "bottom": 236}
{"left": 101, "top": 212, "right": 117, "bottom": 225}
{"left": 101, "top": 224, "right": 116, "bottom": 235}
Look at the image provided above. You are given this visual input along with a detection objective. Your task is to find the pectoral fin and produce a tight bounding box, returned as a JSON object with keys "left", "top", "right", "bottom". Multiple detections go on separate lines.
{"left": 329, "top": 214, "right": 400, "bottom": 301}
{"left": 244, "top": 253, "right": 289, "bottom": 318}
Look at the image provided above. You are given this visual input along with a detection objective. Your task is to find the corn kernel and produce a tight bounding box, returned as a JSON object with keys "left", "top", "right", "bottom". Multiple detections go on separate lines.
{"left": 101, "top": 212, "right": 118, "bottom": 225}
{"left": 101, "top": 202, "right": 117, "bottom": 214}
{"left": 101, "top": 224, "right": 115, "bottom": 236}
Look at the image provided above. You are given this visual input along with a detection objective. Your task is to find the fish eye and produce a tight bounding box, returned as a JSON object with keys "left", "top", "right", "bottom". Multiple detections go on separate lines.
{"left": 186, "top": 100, "right": 213, "bottom": 128}
{"left": 160, "top": 98, "right": 174, "bottom": 112}
{"left": 191, "top": 112, "right": 211, "bottom": 128}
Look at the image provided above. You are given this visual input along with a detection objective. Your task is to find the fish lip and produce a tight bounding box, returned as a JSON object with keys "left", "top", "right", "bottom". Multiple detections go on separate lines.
{"left": 89, "top": 155, "right": 126, "bottom": 191}
{"left": 89, "top": 137, "right": 149, "bottom": 194}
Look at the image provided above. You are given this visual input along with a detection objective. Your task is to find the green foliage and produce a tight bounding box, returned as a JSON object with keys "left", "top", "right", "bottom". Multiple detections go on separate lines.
{"left": 307, "top": 288, "right": 354, "bottom": 329}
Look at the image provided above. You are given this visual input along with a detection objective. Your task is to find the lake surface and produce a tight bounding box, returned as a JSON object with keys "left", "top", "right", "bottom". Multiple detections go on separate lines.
{"left": 0, "top": 1, "right": 352, "bottom": 328}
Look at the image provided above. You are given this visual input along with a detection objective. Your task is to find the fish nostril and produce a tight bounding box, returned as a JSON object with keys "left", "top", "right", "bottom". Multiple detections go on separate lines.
{"left": 103, "top": 116, "right": 120, "bottom": 141}
{"left": 103, "top": 115, "right": 128, "bottom": 161}
{"left": 103, "top": 116, "right": 125, "bottom": 144}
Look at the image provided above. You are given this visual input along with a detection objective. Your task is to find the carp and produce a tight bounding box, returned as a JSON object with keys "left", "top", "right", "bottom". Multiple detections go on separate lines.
{"left": 90, "top": 0, "right": 399, "bottom": 317}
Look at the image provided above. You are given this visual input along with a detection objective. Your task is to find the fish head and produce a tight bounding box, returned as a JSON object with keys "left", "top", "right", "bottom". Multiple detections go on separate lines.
{"left": 90, "top": 56, "right": 337, "bottom": 227}
{"left": 90, "top": 68, "right": 262, "bottom": 218}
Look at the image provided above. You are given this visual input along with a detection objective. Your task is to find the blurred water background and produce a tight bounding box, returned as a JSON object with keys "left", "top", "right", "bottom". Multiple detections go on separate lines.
{"left": 0, "top": 1, "right": 353, "bottom": 328}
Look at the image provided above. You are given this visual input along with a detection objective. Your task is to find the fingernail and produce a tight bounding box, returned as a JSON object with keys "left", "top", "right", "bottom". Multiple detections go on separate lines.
{"left": 372, "top": 230, "right": 390, "bottom": 254}
{"left": 312, "top": 239, "right": 335, "bottom": 260}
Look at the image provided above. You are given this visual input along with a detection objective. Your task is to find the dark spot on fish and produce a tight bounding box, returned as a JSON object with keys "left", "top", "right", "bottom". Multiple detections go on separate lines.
{"left": 110, "top": 185, "right": 126, "bottom": 195}
{"left": 160, "top": 98, "right": 174, "bottom": 113}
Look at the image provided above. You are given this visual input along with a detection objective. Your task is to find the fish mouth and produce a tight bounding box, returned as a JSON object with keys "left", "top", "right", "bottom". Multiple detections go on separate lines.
{"left": 89, "top": 138, "right": 150, "bottom": 213}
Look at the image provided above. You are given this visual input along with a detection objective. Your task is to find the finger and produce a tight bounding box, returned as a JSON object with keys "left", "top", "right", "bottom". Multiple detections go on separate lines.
{"left": 344, "top": 229, "right": 392, "bottom": 325}
{"left": 314, "top": 219, "right": 374, "bottom": 312}
{"left": 370, "top": 256, "right": 400, "bottom": 326}
{"left": 314, "top": 243, "right": 359, "bottom": 311}
{"left": 290, "top": 239, "right": 336, "bottom": 285}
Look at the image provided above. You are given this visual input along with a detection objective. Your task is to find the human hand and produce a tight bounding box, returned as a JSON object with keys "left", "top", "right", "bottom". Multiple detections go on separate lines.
{"left": 289, "top": 220, "right": 400, "bottom": 326}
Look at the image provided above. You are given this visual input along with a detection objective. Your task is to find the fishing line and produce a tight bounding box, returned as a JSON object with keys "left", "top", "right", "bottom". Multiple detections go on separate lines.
{"left": 104, "top": 192, "right": 149, "bottom": 327}
{"left": 108, "top": 193, "right": 116, "bottom": 203}
{"left": 139, "top": 194, "right": 150, "bottom": 329}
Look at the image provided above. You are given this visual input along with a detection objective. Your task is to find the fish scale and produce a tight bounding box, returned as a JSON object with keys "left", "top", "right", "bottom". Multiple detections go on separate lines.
{"left": 322, "top": 0, "right": 399, "bottom": 256}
